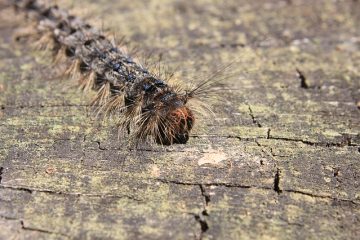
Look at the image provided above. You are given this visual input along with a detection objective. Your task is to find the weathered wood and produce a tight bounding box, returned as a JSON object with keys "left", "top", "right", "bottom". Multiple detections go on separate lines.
{"left": 0, "top": 0, "right": 359, "bottom": 239}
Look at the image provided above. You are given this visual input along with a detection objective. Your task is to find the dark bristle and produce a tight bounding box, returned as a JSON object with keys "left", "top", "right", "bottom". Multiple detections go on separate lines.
{"left": 79, "top": 62, "right": 89, "bottom": 73}
{"left": 24, "top": 0, "right": 36, "bottom": 10}
{"left": 84, "top": 23, "right": 92, "bottom": 29}
{"left": 84, "top": 39, "right": 94, "bottom": 46}
{"left": 70, "top": 28, "right": 77, "bottom": 34}
{"left": 65, "top": 47, "right": 75, "bottom": 57}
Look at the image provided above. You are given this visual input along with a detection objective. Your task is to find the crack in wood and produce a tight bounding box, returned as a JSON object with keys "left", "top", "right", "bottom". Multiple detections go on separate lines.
{"left": 200, "top": 185, "right": 211, "bottom": 207}
{"left": 247, "top": 104, "right": 262, "bottom": 128}
{"left": 0, "top": 167, "right": 3, "bottom": 184}
{"left": 255, "top": 139, "right": 283, "bottom": 195}
{"left": 20, "top": 220, "right": 71, "bottom": 238}
{"left": 267, "top": 136, "right": 358, "bottom": 147}
{"left": 283, "top": 189, "right": 359, "bottom": 205}
{"left": 296, "top": 68, "right": 309, "bottom": 89}
{"left": 0, "top": 185, "right": 142, "bottom": 201}
{"left": 191, "top": 134, "right": 359, "bottom": 148}
{"left": 0, "top": 214, "right": 17, "bottom": 221}
{"left": 156, "top": 178, "right": 254, "bottom": 189}
{"left": 194, "top": 185, "right": 211, "bottom": 240}
{"left": 193, "top": 212, "right": 209, "bottom": 240}
{"left": 274, "top": 168, "right": 282, "bottom": 194}
{"left": 0, "top": 104, "right": 91, "bottom": 110}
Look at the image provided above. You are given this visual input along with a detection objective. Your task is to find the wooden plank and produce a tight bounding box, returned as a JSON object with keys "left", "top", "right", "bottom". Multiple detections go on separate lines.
{"left": 0, "top": 0, "right": 359, "bottom": 239}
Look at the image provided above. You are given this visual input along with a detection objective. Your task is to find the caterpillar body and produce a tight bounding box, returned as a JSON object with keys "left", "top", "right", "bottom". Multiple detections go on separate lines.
{"left": 10, "top": 0, "right": 214, "bottom": 146}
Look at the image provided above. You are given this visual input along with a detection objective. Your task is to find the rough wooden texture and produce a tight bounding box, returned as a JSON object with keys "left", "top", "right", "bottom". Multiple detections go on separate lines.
{"left": 0, "top": 0, "right": 359, "bottom": 239}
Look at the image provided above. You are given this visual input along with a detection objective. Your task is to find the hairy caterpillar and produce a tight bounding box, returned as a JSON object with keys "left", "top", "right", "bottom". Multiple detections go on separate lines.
{"left": 9, "top": 0, "right": 218, "bottom": 146}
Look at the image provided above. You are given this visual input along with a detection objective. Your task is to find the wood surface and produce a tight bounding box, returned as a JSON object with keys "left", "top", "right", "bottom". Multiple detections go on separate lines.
{"left": 0, "top": 0, "right": 359, "bottom": 239}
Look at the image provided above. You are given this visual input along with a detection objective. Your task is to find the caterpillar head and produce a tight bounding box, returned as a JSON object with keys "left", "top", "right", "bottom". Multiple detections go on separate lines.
{"left": 131, "top": 89, "right": 195, "bottom": 145}
{"left": 127, "top": 77, "right": 196, "bottom": 145}
{"left": 155, "top": 105, "right": 194, "bottom": 145}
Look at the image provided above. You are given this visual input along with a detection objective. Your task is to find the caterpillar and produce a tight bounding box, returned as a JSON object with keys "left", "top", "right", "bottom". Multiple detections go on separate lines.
{"left": 8, "top": 0, "right": 217, "bottom": 146}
